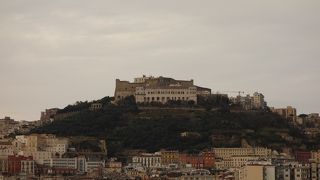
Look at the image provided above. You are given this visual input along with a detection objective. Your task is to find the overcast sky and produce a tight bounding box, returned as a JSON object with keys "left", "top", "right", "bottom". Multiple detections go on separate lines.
{"left": 1, "top": 0, "right": 319, "bottom": 121}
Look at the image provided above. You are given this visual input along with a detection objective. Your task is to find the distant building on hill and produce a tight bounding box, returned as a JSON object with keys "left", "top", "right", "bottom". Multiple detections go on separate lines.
{"left": 270, "top": 106, "right": 297, "bottom": 121}
{"left": 114, "top": 75, "right": 211, "bottom": 104}
{"left": 229, "top": 92, "right": 267, "bottom": 110}
{"left": 40, "top": 108, "right": 59, "bottom": 125}
{"left": 0, "top": 117, "right": 19, "bottom": 136}
{"left": 89, "top": 103, "right": 102, "bottom": 111}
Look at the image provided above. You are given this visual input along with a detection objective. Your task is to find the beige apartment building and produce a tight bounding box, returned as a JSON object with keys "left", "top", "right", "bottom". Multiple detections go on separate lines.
{"left": 216, "top": 156, "right": 261, "bottom": 169}
{"left": 114, "top": 75, "right": 211, "bottom": 104}
{"left": 229, "top": 92, "right": 266, "bottom": 110}
{"left": 213, "top": 147, "right": 272, "bottom": 159}
{"left": 19, "top": 151, "right": 52, "bottom": 164}
{"left": 160, "top": 150, "right": 180, "bottom": 166}
{"left": 238, "top": 165, "right": 264, "bottom": 180}
{"left": 19, "top": 134, "right": 69, "bottom": 164}
{"left": 132, "top": 153, "right": 162, "bottom": 168}
{"left": 252, "top": 92, "right": 266, "bottom": 109}
{"left": 238, "top": 165, "right": 275, "bottom": 180}
{"left": 213, "top": 148, "right": 271, "bottom": 170}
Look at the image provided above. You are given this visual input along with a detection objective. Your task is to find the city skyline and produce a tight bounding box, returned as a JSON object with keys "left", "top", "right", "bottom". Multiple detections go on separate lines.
{"left": 1, "top": 0, "right": 320, "bottom": 120}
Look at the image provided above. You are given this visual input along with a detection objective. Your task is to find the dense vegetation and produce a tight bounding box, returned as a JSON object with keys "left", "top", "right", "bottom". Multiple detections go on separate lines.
{"left": 30, "top": 96, "right": 313, "bottom": 157}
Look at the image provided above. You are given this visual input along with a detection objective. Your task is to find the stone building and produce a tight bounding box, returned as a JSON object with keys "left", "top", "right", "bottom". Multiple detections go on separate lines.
{"left": 40, "top": 108, "right": 59, "bottom": 125}
{"left": 114, "top": 75, "right": 211, "bottom": 104}
{"left": 270, "top": 106, "right": 297, "bottom": 121}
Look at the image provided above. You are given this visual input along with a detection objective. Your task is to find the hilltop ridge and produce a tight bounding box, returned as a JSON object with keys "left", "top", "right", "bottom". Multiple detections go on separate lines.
{"left": 29, "top": 96, "right": 316, "bottom": 157}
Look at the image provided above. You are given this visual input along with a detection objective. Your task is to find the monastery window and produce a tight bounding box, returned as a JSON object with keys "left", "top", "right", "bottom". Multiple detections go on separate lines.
{"left": 157, "top": 97, "right": 160, "bottom": 101}
{"left": 152, "top": 97, "right": 155, "bottom": 101}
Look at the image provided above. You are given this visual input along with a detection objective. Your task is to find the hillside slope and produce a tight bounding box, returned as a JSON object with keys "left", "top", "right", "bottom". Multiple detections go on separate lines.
{"left": 30, "top": 99, "right": 311, "bottom": 156}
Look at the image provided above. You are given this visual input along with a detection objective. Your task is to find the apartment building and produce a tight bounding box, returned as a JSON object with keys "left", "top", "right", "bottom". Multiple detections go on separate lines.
{"left": 252, "top": 92, "right": 266, "bottom": 109}
{"left": 213, "top": 147, "right": 271, "bottom": 159}
{"left": 24, "top": 134, "right": 69, "bottom": 156}
{"left": 132, "top": 153, "right": 162, "bottom": 168}
{"left": 160, "top": 150, "right": 180, "bottom": 166}
{"left": 229, "top": 92, "right": 267, "bottom": 110}
{"left": 20, "top": 151, "right": 52, "bottom": 164}
{"left": 43, "top": 157, "right": 86, "bottom": 173}
{"left": 216, "top": 156, "right": 262, "bottom": 169}
{"left": 238, "top": 164, "right": 275, "bottom": 180}
{"left": 0, "top": 141, "right": 14, "bottom": 156}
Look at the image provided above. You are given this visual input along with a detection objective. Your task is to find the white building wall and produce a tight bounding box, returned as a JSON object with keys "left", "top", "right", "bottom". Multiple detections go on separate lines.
{"left": 135, "top": 87, "right": 197, "bottom": 104}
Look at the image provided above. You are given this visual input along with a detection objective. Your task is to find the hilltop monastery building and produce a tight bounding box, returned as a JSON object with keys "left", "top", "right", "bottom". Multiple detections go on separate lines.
{"left": 114, "top": 75, "right": 211, "bottom": 104}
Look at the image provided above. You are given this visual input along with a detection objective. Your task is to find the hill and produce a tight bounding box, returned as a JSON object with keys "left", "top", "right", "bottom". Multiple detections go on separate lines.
{"left": 30, "top": 96, "right": 315, "bottom": 157}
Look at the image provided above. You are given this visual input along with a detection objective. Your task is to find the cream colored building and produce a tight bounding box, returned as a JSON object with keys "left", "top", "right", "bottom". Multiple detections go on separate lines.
{"left": 25, "top": 134, "right": 40, "bottom": 151}
{"left": 24, "top": 134, "right": 68, "bottom": 156}
{"left": 239, "top": 165, "right": 264, "bottom": 180}
{"left": 135, "top": 86, "right": 198, "bottom": 104}
{"left": 19, "top": 151, "right": 52, "bottom": 164}
{"left": 236, "top": 161, "right": 275, "bottom": 180}
{"left": 252, "top": 92, "right": 265, "bottom": 109}
{"left": 132, "top": 153, "right": 162, "bottom": 168}
{"left": 213, "top": 147, "right": 272, "bottom": 159}
{"left": 216, "top": 156, "right": 259, "bottom": 169}
{"left": 115, "top": 75, "right": 211, "bottom": 104}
